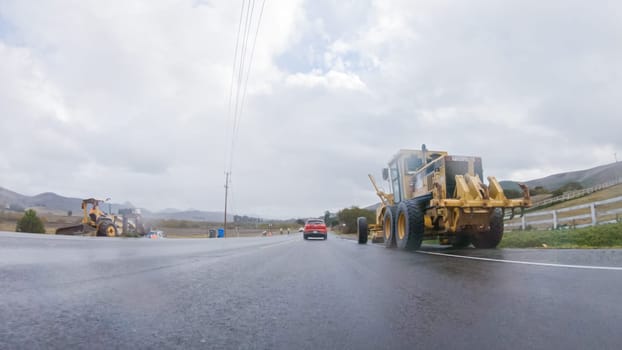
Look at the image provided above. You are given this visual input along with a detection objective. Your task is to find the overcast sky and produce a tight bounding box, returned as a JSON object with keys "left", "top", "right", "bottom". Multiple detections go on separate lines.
{"left": 0, "top": 0, "right": 620, "bottom": 218}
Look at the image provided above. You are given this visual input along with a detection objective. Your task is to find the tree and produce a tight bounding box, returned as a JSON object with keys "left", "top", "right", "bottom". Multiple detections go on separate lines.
{"left": 16, "top": 209, "right": 46, "bottom": 234}
{"left": 504, "top": 189, "right": 522, "bottom": 199}
{"left": 323, "top": 210, "right": 330, "bottom": 223}
{"left": 551, "top": 181, "right": 583, "bottom": 197}
{"left": 296, "top": 219, "right": 305, "bottom": 226}
{"left": 530, "top": 186, "right": 549, "bottom": 196}
{"left": 337, "top": 206, "right": 375, "bottom": 234}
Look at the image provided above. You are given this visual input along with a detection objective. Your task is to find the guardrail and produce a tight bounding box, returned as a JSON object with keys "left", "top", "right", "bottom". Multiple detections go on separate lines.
{"left": 505, "top": 195, "right": 622, "bottom": 231}
{"left": 529, "top": 178, "right": 622, "bottom": 209}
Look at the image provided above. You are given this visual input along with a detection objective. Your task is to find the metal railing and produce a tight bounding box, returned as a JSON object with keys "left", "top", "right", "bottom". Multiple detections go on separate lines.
{"left": 505, "top": 195, "right": 622, "bottom": 231}
{"left": 529, "top": 177, "right": 622, "bottom": 210}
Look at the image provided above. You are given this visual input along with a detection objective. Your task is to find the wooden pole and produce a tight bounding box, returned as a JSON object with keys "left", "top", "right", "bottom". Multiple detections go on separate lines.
{"left": 223, "top": 172, "right": 230, "bottom": 237}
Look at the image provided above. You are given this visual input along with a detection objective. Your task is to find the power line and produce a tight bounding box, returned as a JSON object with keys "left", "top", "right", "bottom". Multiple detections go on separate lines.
{"left": 224, "top": 0, "right": 247, "bottom": 172}
{"left": 224, "top": 0, "right": 255, "bottom": 235}
{"left": 223, "top": 0, "right": 267, "bottom": 236}
{"left": 234, "top": 0, "right": 266, "bottom": 143}
{"left": 228, "top": 0, "right": 256, "bottom": 172}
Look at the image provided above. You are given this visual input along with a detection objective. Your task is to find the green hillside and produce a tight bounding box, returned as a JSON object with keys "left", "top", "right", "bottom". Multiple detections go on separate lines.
{"left": 501, "top": 161, "right": 622, "bottom": 192}
{"left": 531, "top": 183, "right": 622, "bottom": 212}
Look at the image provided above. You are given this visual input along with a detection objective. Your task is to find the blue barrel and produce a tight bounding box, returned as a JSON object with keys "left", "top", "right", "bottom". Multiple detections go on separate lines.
{"left": 217, "top": 228, "right": 225, "bottom": 238}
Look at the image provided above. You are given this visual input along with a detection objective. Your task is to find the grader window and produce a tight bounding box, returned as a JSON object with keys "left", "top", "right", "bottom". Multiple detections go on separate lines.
{"left": 406, "top": 155, "right": 423, "bottom": 172}
{"left": 389, "top": 164, "right": 402, "bottom": 203}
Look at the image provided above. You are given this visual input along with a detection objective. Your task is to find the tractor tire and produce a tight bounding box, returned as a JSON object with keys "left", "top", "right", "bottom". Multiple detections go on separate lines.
{"left": 357, "top": 217, "right": 368, "bottom": 244}
{"left": 98, "top": 222, "right": 118, "bottom": 237}
{"left": 471, "top": 209, "right": 504, "bottom": 249}
{"left": 396, "top": 200, "right": 424, "bottom": 250}
{"left": 451, "top": 234, "right": 471, "bottom": 248}
{"left": 383, "top": 206, "right": 397, "bottom": 248}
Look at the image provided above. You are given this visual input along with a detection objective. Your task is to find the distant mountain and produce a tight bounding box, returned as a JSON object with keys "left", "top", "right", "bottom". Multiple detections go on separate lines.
{"left": 0, "top": 187, "right": 27, "bottom": 206}
{"left": 501, "top": 162, "right": 622, "bottom": 191}
{"left": 498, "top": 181, "right": 524, "bottom": 192}
{"left": 364, "top": 203, "right": 381, "bottom": 211}
{"left": 0, "top": 187, "right": 231, "bottom": 222}
{"left": 0, "top": 188, "right": 84, "bottom": 213}
{"left": 158, "top": 208, "right": 183, "bottom": 214}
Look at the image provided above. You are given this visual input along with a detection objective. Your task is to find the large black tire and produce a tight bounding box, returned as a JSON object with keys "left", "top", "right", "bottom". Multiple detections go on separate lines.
{"left": 98, "top": 222, "right": 118, "bottom": 237}
{"left": 471, "top": 209, "right": 504, "bottom": 248}
{"left": 357, "top": 217, "right": 368, "bottom": 244}
{"left": 97, "top": 223, "right": 106, "bottom": 237}
{"left": 395, "top": 200, "right": 424, "bottom": 250}
{"left": 383, "top": 206, "right": 397, "bottom": 248}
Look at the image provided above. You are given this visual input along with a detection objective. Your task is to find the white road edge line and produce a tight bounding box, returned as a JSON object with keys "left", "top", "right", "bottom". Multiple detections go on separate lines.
{"left": 345, "top": 238, "right": 622, "bottom": 270}
{"left": 416, "top": 250, "right": 622, "bottom": 271}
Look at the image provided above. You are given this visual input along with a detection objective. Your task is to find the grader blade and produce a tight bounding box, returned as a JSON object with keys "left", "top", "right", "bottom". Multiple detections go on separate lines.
{"left": 55, "top": 224, "right": 88, "bottom": 235}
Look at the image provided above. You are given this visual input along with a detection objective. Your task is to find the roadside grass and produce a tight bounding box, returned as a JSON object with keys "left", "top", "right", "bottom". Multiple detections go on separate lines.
{"left": 500, "top": 222, "right": 622, "bottom": 248}
{"left": 0, "top": 223, "right": 16, "bottom": 233}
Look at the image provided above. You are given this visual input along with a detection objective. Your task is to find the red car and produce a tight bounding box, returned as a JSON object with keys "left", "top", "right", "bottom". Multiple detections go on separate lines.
{"left": 303, "top": 219, "right": 327, "bottom": 240}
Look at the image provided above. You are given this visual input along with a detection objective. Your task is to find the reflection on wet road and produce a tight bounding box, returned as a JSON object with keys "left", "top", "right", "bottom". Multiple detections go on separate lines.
{"left": 1, "top": 231, "right": 621, "bottom": 349}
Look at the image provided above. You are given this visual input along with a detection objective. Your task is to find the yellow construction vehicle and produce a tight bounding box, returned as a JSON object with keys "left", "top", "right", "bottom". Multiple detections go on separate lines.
{"left": 55, "top": 198, "right": 121, "bottom": 237}
{"left": 357, "top": 145, "right": 531, "bottom": 249}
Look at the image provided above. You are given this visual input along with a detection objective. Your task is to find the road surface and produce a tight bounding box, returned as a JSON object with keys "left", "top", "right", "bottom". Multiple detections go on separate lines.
{"left": 1, "top": 231, "right": 622, "bottom": 349}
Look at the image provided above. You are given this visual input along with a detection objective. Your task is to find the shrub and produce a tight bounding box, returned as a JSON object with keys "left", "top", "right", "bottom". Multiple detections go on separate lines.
{"left": 504, "top": 189, "right": 523, "bottom": 199}
{"left": 16, "top": 209, "right": 46, "bottom": 234}
{"left": 337, "top": 206, "right": 375, "bottom": 234}
{"left": 529, "top": 186, "right": 549, "bottom": 196}
{"left": 551, "top": 181, "right": 583, "bottom": 197}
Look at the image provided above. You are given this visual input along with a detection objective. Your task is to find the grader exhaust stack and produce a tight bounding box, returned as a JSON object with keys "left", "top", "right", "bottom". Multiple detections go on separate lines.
{"left": 358, "top": 146, "right": 531, "bottom": 248}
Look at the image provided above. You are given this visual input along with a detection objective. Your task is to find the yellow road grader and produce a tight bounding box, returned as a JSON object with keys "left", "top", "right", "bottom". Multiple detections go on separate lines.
{"left": 55, "top": 198, "right": 143, "bottom": 237}
{"left": 357, "top": 145, "right": 531, "bottom": 249}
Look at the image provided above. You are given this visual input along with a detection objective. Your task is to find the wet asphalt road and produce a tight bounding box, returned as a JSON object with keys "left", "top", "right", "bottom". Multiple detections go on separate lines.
{"left": 1, "top": 231, "right": 622, "bottom": 349}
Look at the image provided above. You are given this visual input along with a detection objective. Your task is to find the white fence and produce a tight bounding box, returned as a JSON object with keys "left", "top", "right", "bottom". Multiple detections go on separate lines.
{"left": 529, "top": 177, "right": 622, "bottom": 209}
{"left": 505, "top": 196, "right": 622, "bottom": 231}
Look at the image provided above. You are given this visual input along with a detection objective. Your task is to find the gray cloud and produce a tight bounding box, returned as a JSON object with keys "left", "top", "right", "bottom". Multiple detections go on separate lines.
{"left": 0, "top": 0, "right": 620, "bottom": 218}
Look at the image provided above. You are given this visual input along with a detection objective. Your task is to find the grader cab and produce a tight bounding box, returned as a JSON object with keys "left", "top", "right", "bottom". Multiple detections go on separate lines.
{"left": 358, "top": 145, "right": 531, "bottom": 249}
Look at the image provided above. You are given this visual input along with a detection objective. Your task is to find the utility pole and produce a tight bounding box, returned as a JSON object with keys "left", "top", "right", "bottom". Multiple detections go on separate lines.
{"left": 615, "top": 152, "right": 618, "bottom": 163}
{"left": 223, "top": 172, "right": 230, "bottom": 237}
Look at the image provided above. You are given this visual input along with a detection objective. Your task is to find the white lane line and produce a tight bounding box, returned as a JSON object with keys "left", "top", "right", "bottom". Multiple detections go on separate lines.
{"left": 416, "top": 250, "right": 622, "bottom": 271}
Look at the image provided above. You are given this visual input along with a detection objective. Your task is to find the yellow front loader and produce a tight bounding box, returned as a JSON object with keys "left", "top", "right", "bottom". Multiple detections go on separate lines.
{"left": 55, "top": 198, "right": 120, "bottom": 237}
{"left": 357, "top": 145, "right": 531, "bottom": 249}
